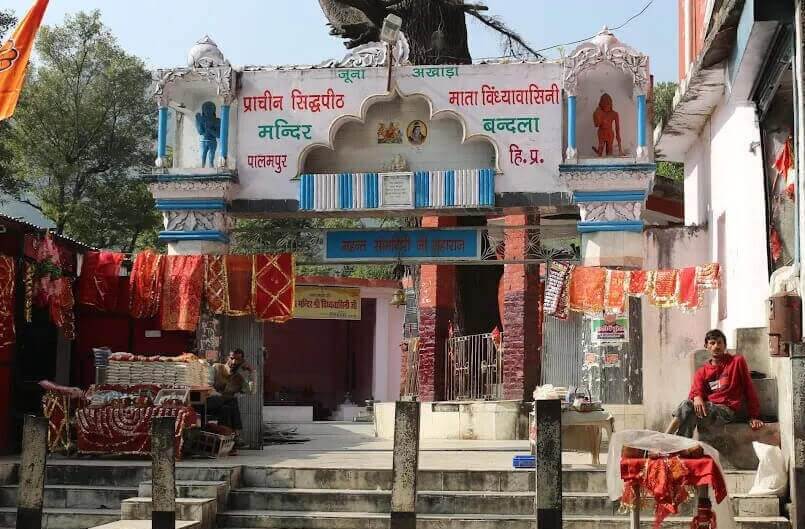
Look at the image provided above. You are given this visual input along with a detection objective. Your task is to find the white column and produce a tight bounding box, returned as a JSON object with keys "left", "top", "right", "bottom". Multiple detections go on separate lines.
{"left": 373, "top": 294, "right": 390, "bottom": 402}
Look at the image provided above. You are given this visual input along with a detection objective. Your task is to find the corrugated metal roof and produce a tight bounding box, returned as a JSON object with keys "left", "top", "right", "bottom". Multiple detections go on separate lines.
{"left": 0, "top": 212, "right": 96, "bottom": 250}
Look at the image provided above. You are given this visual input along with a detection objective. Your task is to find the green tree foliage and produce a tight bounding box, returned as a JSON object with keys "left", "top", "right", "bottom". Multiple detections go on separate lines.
{"left": 232, "top": 217, "right": 396, "bottom": 279}
{"left": 652, "top": 81, "right": 678, "bottom": 129}
{"left": 653, "top": 81, "right": 684, "bottom": 181}
{"left": 5, "top": 11, "right": 159, "bottom": 251}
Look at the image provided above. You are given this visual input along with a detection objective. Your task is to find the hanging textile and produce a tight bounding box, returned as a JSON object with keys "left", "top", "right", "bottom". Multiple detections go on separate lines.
{"left": 648, "top": 269, "right": 679, "bottom": 308}
{"left": 49, "top": 277, "right": 75, "bottom": 339}
{"left": 544, "top": 261, "right": 572, "bottom": 319}
{"left": 604, "top": 269, "right": 628, "bottom": 315}
{"left": 33, "top": 232, "right": 62, "bottom": 307}
{"left": 160, "top": 255, "right": 204, "bottom": 331}
{"left": 696, "top": 263, "right": 721, "bottom": 290}
{"left": 0, "top": 256, "right": 15, "bottom": 347}
{"left": 252, "top": 253, "right": 295, "bottom": 322}
{"left": 773, "top": 138, "right": 794, "bottom": 189}
{"left": 130, "top": 250, "right": 165, "bottom": 318}
{"left": 627, "top": 270, "right": 648, "bottom": 297}
{"left": 23, "top": 262, "right": 33, "bottom": 322}
{"left": 204, "top": 255, "right": 228, "bottom": 314}
{"left": 226, "top": 255, "right": 253, "bottom": 316}
{"left": 677, "top": 267, "right": 702, "bottom": 312}
{"left": 78, "top": 251, "right": 124, "bottom": 311}
{"left": 568, "top": 266, "right": 606, "bottom": 314}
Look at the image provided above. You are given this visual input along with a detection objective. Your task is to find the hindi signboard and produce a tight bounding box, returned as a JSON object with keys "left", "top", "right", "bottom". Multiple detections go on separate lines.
{"left": 295, "top": 285, "right": 361, "bottom": 320}
{"left": 325, "top": 229, "right": 480, "bottom": 262}
{"left": 235, "top": 62, "right": 563, "bottom": 206}
{"left": 590, "top": 315, "right": 630, "bottom": 345}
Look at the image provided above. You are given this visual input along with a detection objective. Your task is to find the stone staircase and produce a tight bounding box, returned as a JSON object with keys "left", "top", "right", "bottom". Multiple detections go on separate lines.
{"left": 0, "top": 460, "right": 789, "bottom": 528}
{"left": 216, "top": 466, "right": 789, "bottom": 528}
{"left": 0, "top": 461, "right": 237, "bottom": 529}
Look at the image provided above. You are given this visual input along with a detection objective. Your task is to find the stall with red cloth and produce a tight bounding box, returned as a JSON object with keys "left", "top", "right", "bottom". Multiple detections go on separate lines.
{"left": 607, "top": 430, "right": 735, "bottom": 529}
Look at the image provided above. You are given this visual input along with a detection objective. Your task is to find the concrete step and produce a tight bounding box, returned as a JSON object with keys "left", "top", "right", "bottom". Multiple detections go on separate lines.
{"left": 241, "top": 467, "right": 758, "bottom": 494}
{"left": 0, "top": 483, "right": 137, "bottom": 509}
{"left": 138, "top": 480, "right": 229, "bottom": 509}
{"left": 216, "top": 510, "right": 790, "bottom": 529}
{"left": 227, "top": 487, "right": 780, "bottom": 517}
{"left": 0, "top": 506, "right": 119, "bottom": 529}
{"left": 91, "top": 521, "right": 201, "bottom": 529}
{"left": 38, "top": 463, "right": 240, "bottom": 488}
{"left": 122, "top": 497, "right": 217, "bottom": 529}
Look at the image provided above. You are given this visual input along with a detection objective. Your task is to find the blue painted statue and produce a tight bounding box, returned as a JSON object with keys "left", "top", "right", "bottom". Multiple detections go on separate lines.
{"left": 195, "top": 101, "right": 221, "bottom": 167}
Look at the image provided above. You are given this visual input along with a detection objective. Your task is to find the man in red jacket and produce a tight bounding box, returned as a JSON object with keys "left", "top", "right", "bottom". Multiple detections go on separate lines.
{"left": 666, "top": 329, "right": 764, "bottom": 438}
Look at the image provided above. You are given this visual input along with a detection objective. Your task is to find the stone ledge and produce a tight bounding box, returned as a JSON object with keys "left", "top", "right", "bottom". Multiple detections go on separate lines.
{"left": 91, "top": 521, "right": 200, "bottom": 529}
{"left": 698, "top": 422, "right": 781, "bottom": 470}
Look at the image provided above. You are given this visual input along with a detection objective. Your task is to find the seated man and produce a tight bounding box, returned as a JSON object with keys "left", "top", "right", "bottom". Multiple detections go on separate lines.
{"left": 207, "top": 348, "right": 253, "bottom": 447}
{"left": 666, "top": 329, "right": 764, "bottom": 438}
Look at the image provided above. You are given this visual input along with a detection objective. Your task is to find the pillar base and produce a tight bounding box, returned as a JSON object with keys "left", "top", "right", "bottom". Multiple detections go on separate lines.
{"left": 581, "top": 231, "right": 644, "bottom": 268}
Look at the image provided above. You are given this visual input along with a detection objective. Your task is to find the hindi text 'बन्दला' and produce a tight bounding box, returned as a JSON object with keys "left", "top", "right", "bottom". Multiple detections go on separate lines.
{"left": 448, "top": 83, "right": 560, "bottom": 107}
{"left": 246, "top": 154, "right": 288, "bottom": 173}
{"left": 482, "top": 117, "right": 540, "bottom": 134}
{"left": 258, "top": 119, "right": 313, "bottom": 140}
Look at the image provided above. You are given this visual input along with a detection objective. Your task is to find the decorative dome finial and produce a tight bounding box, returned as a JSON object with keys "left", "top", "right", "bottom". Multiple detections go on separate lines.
{"left": 188, "top": 35, "right": 228, "bottom": 68}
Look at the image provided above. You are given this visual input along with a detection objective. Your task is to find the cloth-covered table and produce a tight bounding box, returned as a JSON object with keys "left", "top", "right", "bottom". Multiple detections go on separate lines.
{"left": 530, "top": 409, "right": 614, "bottom": 464}
{"left": 76, "top": 404, "right": 197, "bottom": 457}
{"left": 621, "top": 456, "right": 727, "bottom": 528}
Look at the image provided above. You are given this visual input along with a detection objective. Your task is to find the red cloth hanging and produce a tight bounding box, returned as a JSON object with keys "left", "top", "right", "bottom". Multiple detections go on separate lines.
{"left": 204, "top": 255, "right": 228, "bottom": 315}
{"left": 604, "top": 269, "right": 627, "bottom": 314}
{"left": 678, "top": 267, "right": 701, "bottom": 311}
{"left": 130, "top": 250, "right": 164, "bottom": 318}
{"left": 252, "top": 253, "right": 295, "bottom": 323}
{"left": 568, "top": 266, "right": 606, "bottom": 313}
{"left": 627, "top": 270, "right": 648, "bottom": 296}
{"left": 160, "top": 255, "right": 203, "bottom": 331}
{"left": 226, "top": 255, "right": 252, "bottom": 316}
{"left": 49, "top": 277, "right": 75, "bottom": 339}
{"left": 78, "top": 251, "right": 124, "bottom": 311}
{"left": 621, "top": 456, "right": 727, "bottom": 529}
{"left": 0, "top": 256, "right": 15, "bottom": 347}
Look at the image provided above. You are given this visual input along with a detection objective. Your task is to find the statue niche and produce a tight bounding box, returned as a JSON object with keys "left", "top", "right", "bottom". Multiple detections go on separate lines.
{"left": 592, "top": 93, "right": 623, "bottom": 157}
{"left": 195, "top": 101, "right": 221, "bottom": 168}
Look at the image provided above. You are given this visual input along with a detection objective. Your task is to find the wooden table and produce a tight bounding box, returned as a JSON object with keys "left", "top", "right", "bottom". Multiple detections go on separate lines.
{"left": 530, "top": 409, "right": 615, "bottom": 464}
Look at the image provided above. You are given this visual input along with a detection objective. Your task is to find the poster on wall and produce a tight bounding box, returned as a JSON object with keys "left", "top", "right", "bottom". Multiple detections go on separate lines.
{"left": 590, "top": 315, "right": 629, "bottom": 345}
{"left": 294, "top": 285, "right": 361, "bottom": 320}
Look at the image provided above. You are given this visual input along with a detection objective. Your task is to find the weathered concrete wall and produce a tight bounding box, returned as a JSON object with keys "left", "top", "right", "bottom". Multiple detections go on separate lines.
{"left": 682, "top": 98, "right": 769, "bottom": 341}
{"left": 642, "top": 225, "right": 710, "bottom": 432}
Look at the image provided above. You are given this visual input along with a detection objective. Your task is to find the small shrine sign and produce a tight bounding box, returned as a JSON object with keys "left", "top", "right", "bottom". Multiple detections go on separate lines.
{"left": 295, "top": 285, "right": 361, "bottom": 320}
{"left": 325, "top": 229, "right": 480, "bottom": 262}
{"left": 591, "top": 315, "right": 630, "bottom": 344}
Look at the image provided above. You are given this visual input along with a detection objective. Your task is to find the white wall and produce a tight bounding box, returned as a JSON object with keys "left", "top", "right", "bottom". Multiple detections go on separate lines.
{"left": 363, "top": 287, "right": 404, "bottom": 402}
{"left": 682, "top": 98, "right": 769, "bottom": 342}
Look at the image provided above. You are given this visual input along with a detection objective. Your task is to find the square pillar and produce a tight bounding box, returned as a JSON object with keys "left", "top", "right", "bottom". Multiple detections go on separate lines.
{"left": 417, "top": 216, "right": 457, "bottom": 402}
{"left": 501, "top": 214, "right": 541, "bottom": 401}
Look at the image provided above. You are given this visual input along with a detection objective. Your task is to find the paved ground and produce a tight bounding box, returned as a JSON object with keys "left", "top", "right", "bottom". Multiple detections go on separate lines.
{"left": 0, "top": 421, "right": 607, "bottom": 470}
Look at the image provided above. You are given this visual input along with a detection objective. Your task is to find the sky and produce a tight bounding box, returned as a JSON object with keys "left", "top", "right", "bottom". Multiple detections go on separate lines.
{"left": 3, "top": 0, "right": 679, "bottom": 82}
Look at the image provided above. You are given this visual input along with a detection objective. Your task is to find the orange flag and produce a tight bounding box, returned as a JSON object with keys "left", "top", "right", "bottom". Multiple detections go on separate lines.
{"left": 0, "top": 0, "right": 50, "bottom": 121}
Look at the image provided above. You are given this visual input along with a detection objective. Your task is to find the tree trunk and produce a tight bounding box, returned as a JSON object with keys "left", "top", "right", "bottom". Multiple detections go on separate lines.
{"left": 399, "top": 0, "right": 471, "bottom": 65}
